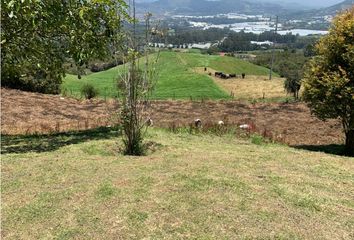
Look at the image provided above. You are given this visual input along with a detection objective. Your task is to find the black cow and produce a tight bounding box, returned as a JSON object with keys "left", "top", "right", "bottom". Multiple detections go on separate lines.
{"left": 220, "top": 73, "right": 228, "bottom": 79}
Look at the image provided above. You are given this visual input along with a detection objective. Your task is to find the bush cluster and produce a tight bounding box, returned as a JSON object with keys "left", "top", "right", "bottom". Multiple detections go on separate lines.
{"left": 2, "top": 69, "right": 62, "bottom": 94}
{"left": 81, "top": 84, "right": 99, "bottom": 99}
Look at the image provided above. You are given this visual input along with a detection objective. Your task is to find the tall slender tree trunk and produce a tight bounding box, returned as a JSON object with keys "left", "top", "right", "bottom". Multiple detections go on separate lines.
{"left": 345, "top": 129, "right": 354, "bottom": 156}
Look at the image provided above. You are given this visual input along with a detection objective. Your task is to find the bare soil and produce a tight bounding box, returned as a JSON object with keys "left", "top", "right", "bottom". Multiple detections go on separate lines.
{"left": 1, "top": 88, "right": 343, "bottom": 146}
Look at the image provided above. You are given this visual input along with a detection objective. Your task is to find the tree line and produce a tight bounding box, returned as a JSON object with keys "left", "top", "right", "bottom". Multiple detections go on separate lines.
{"left": 152, "top": 28, "right": 231, "bottom": 45}
{"left": 151, "top": 27, "right": 317, "bottom": 53}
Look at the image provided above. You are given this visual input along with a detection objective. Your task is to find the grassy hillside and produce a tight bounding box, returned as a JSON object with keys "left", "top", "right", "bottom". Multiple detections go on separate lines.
{"left": 2, "top": 129, "right": 353, "bottom": 239}
{"left": 151, "top": 51, "right": 229, "bottom": 99}
{"left": 62, "top": 51, "right": 275, "bottom": 100}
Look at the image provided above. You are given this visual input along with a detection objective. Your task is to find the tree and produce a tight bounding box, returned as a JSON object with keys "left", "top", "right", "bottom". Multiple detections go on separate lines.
{"left": 281, "top": 61, "right": 302, "bottom": 99}
{"left": 303, "top": 7, "right": 354, "bottom": 155}
{"left": 284, "top": 71, "right": 302, "bottom": 99}
{"left": 1, "top": 0, "right": 128, "bottom": 94}
{"left": 304, "top": 42, "right": 316, "bottom": 57}
{"left": 118, "top": 9, "right": 160, "bottom": 156}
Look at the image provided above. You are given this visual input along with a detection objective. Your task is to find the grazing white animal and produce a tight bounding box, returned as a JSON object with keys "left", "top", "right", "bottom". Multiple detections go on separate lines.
{"left": 194, "top": 119, "right": 202, "bottom": 128}
{"left": 239, "top": 124, "right": 251, "bottom": 130}
{"left": 146, "top": 118, "right": 153, "bottom": 127}
{"left": 218, "top": 120, "right": 224, "bottom": 126}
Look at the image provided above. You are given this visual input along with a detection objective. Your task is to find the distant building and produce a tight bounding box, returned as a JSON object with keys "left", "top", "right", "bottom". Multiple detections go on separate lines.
{"left": 190, "top": 43, "right": 211, "bottom": 49}
{"left": 250, "top": 41, "right": 273, "bottom": 46}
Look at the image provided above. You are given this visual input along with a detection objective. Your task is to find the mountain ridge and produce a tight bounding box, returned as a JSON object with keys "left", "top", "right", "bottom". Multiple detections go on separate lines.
{"left": 286, "top": 0, "right": 354, "bottom": 19}
{"left": 323, "top": 0, "right": 354, "bottom": 14}
{"left": 137, "top": 0, "right": 286, "bottom": 16}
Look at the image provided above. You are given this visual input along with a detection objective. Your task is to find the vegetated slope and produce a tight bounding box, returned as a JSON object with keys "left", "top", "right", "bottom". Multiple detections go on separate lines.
{"left": 287, "top": 0, "right": 354, "bottom": 19}
{"left": 62, "top": 51, "right": 274, "bottom": 100}
{"left": 319, "top": 0, "right": 354, "bottom": 15}
{"left": 63, "top": 64, "right": 121, "bottom": 99}
{"left": 2, "top": 129, "right": 353, "bottom": 239}
{"left": 1, "top": 88, "right": 342, "bottom": 146}
{"left": 137, "top": 0, "right": 286, "bottom": 15}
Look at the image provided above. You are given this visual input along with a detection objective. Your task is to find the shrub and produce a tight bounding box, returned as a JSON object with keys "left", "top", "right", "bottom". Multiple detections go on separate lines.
{"left": 251, "top": 134, "right": 265, "bottom": 145}
{"left": 2, "top": 68, "right": 62, "bottom": 94}
{"left": 81, "top": 84, "right": 98, "bottom": 99}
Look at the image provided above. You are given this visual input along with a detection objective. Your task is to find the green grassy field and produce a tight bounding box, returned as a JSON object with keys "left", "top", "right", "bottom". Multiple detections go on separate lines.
{"left": 62, "top": 51, "right": 275, "bottom": 100}
{"left": 2, "top": 128, "right": 353, "bottom": 239}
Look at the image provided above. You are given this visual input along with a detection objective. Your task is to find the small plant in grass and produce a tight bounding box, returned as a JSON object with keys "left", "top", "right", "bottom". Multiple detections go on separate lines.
{"left": 96, "top": 182, "right": 117, "bottom": 199}
{"left": 250, "top": 98, "right": 258, "bottom": 105}
{"left": 251, "top": 134, "right": 265, "bottom": 145}
{"left": 61, "top": 87, "right": 68, "bottom": 97}
{"left": 81, "top": 84, "right": 98, "bottom": 100}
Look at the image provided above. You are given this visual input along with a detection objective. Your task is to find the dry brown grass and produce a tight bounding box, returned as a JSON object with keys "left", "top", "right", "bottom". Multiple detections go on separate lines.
{"left": 1, "top": 88, "right": 117, "bottom": 135}
{"left": 1, "top": 88, "right": 343, "bottom": 146}
{"left": 194, "top": 67, "right": 288, "bottom": 100}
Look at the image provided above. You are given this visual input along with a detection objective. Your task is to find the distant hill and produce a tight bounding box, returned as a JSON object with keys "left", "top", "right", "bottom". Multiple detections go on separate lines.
{"left": 282, "top": 0, "right": 353, "bottom": 23}
{"left": 321, "top": 0, "right": 354, "bottom": 14}
{"left": 136, "top": 0, "right": 346, "bottom": 9}
{"left": 135, "top": 0, "right": 353, "bottom": 17}
{"left": 289, "top": 0, "right": 354, "bottom": 18}
{"left": 137, "top": 0, "right": 286, "bottom": 16}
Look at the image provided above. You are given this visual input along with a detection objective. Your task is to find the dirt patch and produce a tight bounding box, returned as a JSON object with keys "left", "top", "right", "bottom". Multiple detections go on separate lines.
{"left": 1, "top": 88, "right": 117, "bottom": 135}
{"left": 148, "top": 100, "right": 343, "bottom": 146}
{"left": 1, "top": 88, "right": 343, "bottom": 146}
